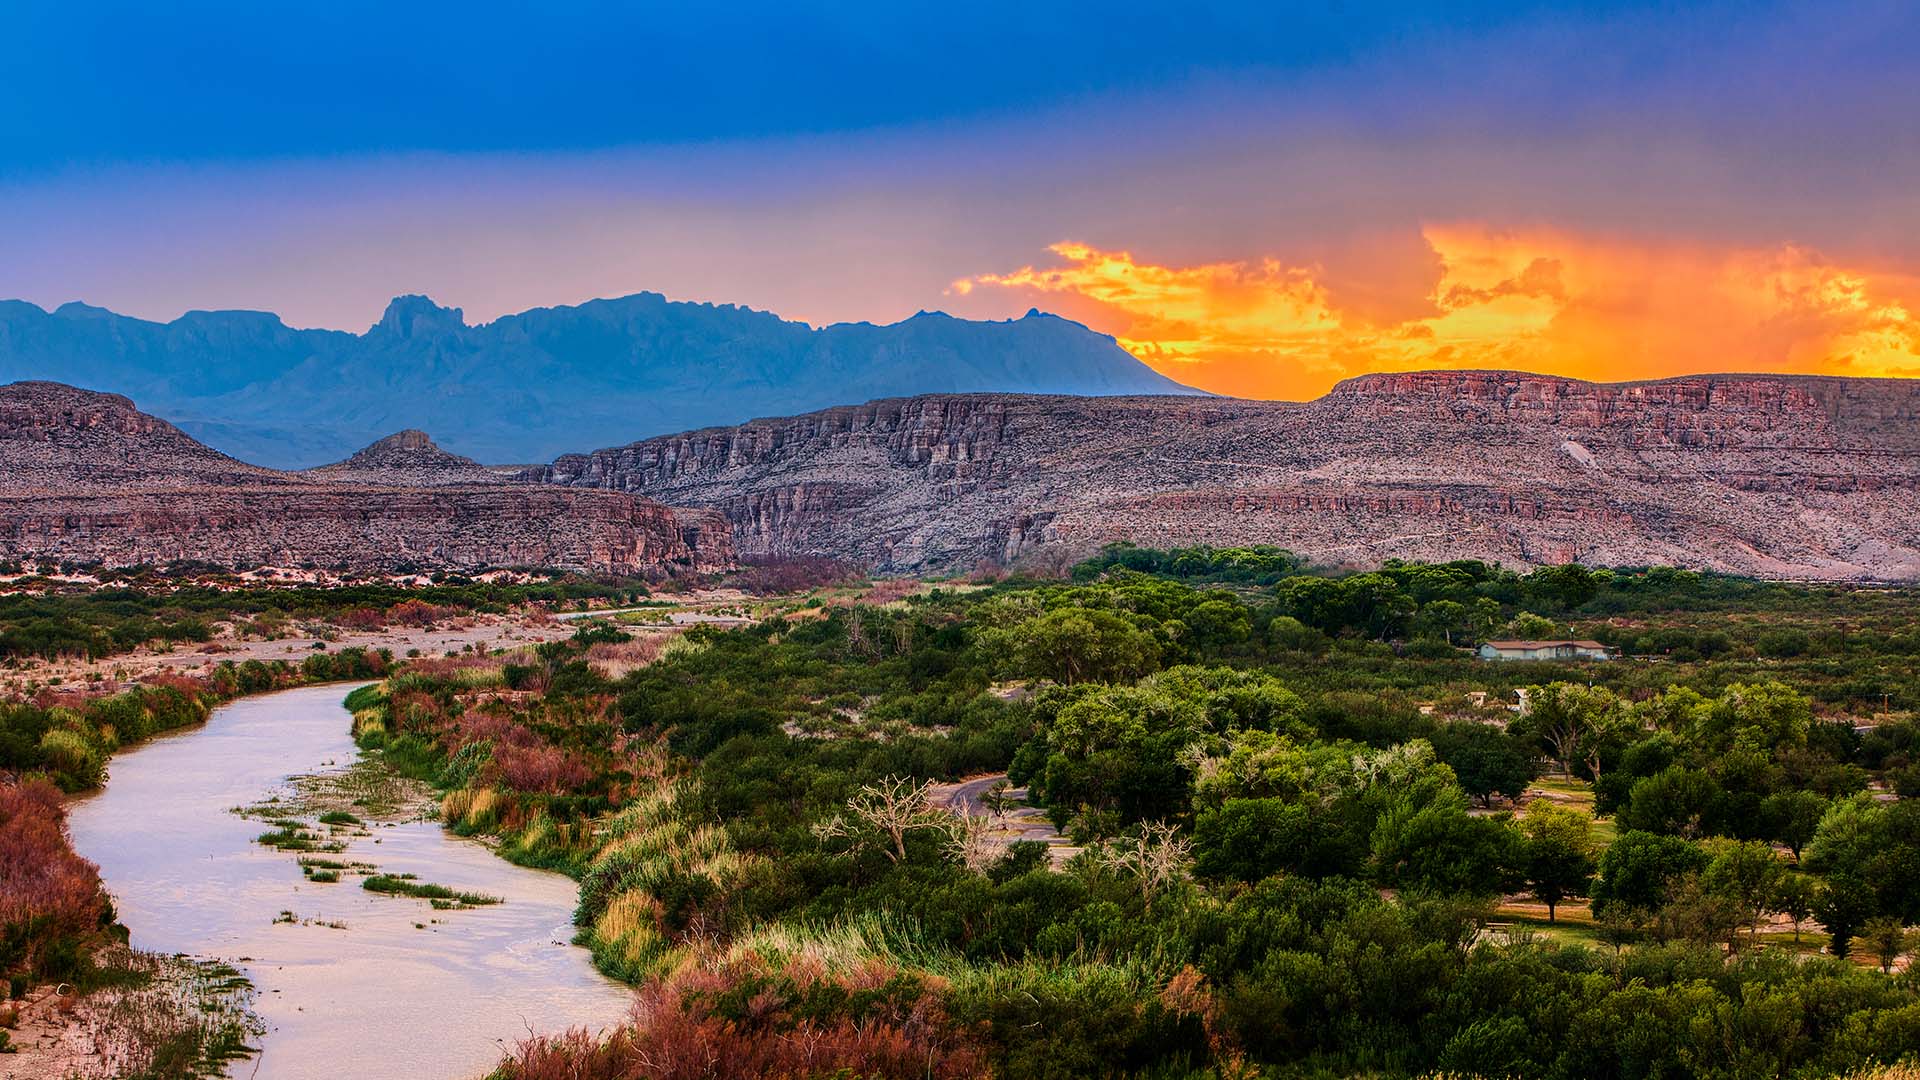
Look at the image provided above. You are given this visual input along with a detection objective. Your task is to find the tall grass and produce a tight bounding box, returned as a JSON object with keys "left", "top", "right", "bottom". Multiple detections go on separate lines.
{"left": 570, "top": 778, "right": 755, "bottom": 982}
{"left": 656, "top": 635, "right": 709, "bottom": 662}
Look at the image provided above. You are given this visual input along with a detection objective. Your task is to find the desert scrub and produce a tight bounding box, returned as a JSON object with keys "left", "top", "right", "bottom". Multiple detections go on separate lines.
{"left": 441, "top": 786, "right": 506, "bottom": 832}
{"left": 273, "top": 912, "right": 347, "bottom": 930}
{"left": 362, "top": 874, "right": 501, "bottom": 908}
{"left": 444, "top": 787, "right": 601, "bottom": 875}
{"left": 297, "top": 856, "right": 349, "bottom": 883}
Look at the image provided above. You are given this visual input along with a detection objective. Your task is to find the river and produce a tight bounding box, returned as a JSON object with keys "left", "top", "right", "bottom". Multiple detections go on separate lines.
{"left": 66, "top": 683, "right": 632, "bottom": 1079}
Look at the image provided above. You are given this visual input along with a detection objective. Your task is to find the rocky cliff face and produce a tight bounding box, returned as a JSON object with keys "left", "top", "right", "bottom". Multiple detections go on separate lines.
{"left": 528, "top": 372, "right": 1920, "bottom": 580}
{"left": 0, "top": 382, "right": 730, "bottom": 576}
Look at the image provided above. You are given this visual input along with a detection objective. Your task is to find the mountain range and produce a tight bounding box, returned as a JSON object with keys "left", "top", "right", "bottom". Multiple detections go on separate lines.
{"left": 0, "top": 293, "right": 1197, "bottom": 467}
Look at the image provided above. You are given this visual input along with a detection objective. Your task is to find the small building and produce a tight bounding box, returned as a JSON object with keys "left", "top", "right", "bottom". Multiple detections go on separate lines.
{"left": 1477, "top": 639, "right": 1613, "bottom": 662}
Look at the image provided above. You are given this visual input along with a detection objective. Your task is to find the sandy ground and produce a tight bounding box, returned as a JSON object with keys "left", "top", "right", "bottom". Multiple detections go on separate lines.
{"left": 0, "top": 589, "right": 778, "bottom": 699}
{"left": 2, "top": 613, "right": 580, "bottom": 699}
{"left": 0, "top": 984, "right": 89, "bottom": 1079}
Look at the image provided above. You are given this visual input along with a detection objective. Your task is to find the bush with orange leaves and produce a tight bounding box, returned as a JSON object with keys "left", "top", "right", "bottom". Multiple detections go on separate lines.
{"left": 496, "top": 955, "right": 986, "bottom": 1080}
{"left": 0, "top": 779, "right": 109, "bottom": 981}
{"left": 491, "top": 741, "right": 595, "bottom": 794}
{"left": 386, "top": 598, "right": 461, "bottom": 627}
{"left": 330, "top": 606, "right": 389, "bottom": 630}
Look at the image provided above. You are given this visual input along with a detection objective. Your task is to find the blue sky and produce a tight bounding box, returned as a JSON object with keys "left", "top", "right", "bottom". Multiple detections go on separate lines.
{"left": 2, "top": 2, "right": 1647, "bottom": 170}
{"left": 3, "top": 1, "right": 1916, "bottom": 397}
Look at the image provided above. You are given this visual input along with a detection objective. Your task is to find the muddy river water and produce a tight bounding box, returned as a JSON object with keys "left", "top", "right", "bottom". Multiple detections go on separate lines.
{"left": 67, "top": 683, "right": 632, "bottom": 1079}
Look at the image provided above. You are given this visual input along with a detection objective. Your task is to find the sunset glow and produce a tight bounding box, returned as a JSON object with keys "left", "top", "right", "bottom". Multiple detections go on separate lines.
{"left": 961, "top": 229, "right": 1920, "bottom": 398}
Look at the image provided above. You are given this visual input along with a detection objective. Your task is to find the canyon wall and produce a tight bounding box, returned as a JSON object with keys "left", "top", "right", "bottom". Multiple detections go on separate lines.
{"left": 529, "top": 372, "right": 1920, "bottom": 580}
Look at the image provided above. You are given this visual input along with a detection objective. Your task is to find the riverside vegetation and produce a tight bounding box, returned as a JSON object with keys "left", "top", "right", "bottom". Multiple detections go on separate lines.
{"left": 324, "top": 547, "right": 1920, "bottom": 1080}
{"left": 0, "top": 579, "right": 637, "bottom": 1076}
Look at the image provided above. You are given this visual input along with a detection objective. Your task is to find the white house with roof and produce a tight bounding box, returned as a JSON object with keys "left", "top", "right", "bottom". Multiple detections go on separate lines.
{"left": 1477, "top": 639, "right": 1613, "bottom": 662}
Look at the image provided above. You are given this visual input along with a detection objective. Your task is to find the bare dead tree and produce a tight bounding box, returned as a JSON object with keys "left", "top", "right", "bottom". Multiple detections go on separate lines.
{"left": 812, "top": 775, "right": 949, "bottom": 863}
{"left": 946, "top": 805, "right": 1009, "bottom": 874}
{"left": 1097, "top": 821, "right": 1193, "bottom": 913}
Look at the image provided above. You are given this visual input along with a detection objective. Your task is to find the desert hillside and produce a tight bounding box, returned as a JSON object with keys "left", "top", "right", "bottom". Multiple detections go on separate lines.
{"left": 0, "top": 380, "right": 729, "bottom": 575}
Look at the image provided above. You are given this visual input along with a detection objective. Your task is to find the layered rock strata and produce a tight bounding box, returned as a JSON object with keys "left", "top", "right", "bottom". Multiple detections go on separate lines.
{"left": 527, "top": 372, "right": 1920, "bottom": 580}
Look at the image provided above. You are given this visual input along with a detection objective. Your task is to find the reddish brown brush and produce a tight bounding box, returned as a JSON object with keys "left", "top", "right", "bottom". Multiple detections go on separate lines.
{"left": 141, "top": 671, "right": 211, "bottom": 697}
{"left": 453, "top": 710, "right": 540, "bottom": 750}
{"left": 0, "top": 780, "right": 109, "bottom": 973}
{"left": 584, "top": 639, "right": 664, "bottom": 666}
{"left": 388, "top": 689, "right": 448, "bottom": 734}
{"left": 331, "top": 606, "right": 388, "bottom": 630}
{"left": 497, "top": 962, "right": 986, "bottom": 1080}
{"left": 32, "top": 687, "right": 94, "bottom": 711}
{"left": 491, "top": 741, "right": 594, "bottom": 794}
{"left": 407, "top": 653, "right": 507, "bottom": 680}
{"left": 387, "top": 598, "right": 460, "bottom": 627}
{"left": 734, "top": 555, "right": 864, "bottom": 595}
{"left": 859, "top": 579, "right": 922, "bottom": 605}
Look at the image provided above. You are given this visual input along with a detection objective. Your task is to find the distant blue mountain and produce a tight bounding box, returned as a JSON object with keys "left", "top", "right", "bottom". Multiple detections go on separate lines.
{"left": 0, "top": 293, "right": 1200, "bottom": 467}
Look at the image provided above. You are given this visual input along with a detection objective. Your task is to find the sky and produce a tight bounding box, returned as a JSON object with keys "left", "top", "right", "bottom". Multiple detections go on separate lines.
{"left": 2, "top": 1, "right": 1917, "bottom": 399}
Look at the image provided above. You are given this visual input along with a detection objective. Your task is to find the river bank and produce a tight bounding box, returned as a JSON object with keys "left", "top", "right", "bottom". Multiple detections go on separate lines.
{"left": 65, "top": 683, "right": 631, "bottom": 1078}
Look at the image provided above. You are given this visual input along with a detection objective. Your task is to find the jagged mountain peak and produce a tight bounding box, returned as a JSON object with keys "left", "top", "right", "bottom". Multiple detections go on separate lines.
{"left": 371, "top": 294, "right": 467, "bottom": 338}
{"left": 350, "top": 428, "right": 459, "bottom": 459}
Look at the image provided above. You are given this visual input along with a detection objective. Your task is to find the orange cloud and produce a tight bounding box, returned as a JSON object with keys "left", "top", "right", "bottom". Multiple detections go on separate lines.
{"left": 958, "top": 228, "right": 1920, "bottom": 398}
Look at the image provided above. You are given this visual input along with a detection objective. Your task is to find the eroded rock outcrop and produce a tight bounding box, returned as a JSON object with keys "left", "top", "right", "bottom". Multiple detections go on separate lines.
{"left": 527, "top": 372, "right": 1920, "bottom": 580}
{"left": 0, "top": 382, "right": 730, "bottom": 576}
{"left": 305, "top": 429, "right": 502, "bottom": 487}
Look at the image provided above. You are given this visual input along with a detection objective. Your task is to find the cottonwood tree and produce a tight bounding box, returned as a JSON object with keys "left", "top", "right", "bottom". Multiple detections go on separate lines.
{"left": 1516, "top": 683, "right": 1630, "bottom": 784}
{"left": 813, "top": 776, "right": 952, "bottom": 864}
{"left": 1520, "top": 802, "right": 1595, "bottom": 923}
{"left": 1762, "top": 789, "right": 1828, "bottom": 862}
{"left": 1413, "top": 599, "right": 1469, "bottom": 643}
{"left": 1432, "top": 723, "right": 1534, "bottom": 807}
{"left": 1002, "top": 608, "right": 1161, "bottom": 685}
{"left": 1860, "top": 916, "right": 1916, "bottom": 974}
{"left": 1506, "top": 611, "right": 1560, "bottom": 639}
{"left": 1773, "top": 874, "right": 1817, "bottom": 944}
{"left": 1702, "top": 839, "right": 1785, "bottom": 947}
